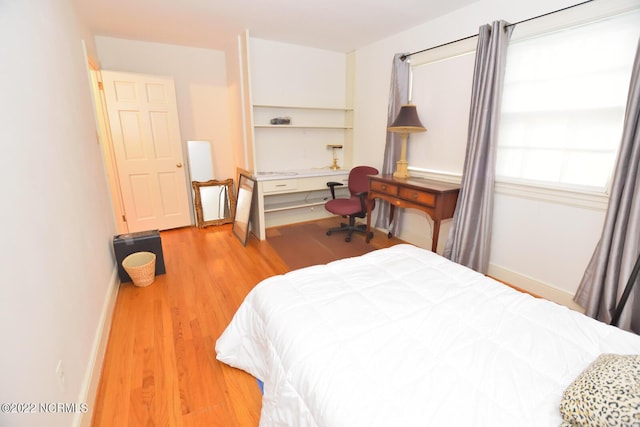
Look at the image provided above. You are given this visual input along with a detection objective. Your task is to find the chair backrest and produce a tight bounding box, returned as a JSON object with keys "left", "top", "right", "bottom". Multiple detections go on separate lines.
{"left": 348, "top": 166, "right": 379, "bottom": 196}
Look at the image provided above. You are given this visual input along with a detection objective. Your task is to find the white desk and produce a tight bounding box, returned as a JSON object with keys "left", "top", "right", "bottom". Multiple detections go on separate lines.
{"left": 252, "top": 169, "right": 349, "bottom": 240}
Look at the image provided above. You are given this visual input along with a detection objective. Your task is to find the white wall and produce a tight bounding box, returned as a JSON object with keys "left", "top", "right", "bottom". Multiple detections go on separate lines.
{"left": 353, "top": 0, "right": 603, "bottom": 309}
{"left": 249, "top": 38, "right": 347, "bottom": 107}
{"left": 94, "top": 37, "right": 235, "bottom": 186}
{"left": 248, "top": 38, "right": 349, "bottom": 171}
{"left": 0, "top": 1, "right": 118, "bottom": 426}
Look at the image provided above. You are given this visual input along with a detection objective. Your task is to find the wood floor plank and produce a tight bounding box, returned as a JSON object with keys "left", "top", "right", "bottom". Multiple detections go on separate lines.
{"left": 91, "top": 219, "right": 401, "bottom": 426}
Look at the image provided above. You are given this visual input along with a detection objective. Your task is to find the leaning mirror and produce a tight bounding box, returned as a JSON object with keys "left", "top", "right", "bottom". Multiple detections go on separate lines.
{"left": 232, "top": 174, "right": 256, "bottom": 246}
{"left": 192, "top": 179, "right": 236, "bottom": 227}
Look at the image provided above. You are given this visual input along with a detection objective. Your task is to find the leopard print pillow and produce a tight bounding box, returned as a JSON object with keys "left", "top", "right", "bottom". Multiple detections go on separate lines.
{"left": 560, "top": 353, "right": 640, "bottom": 427}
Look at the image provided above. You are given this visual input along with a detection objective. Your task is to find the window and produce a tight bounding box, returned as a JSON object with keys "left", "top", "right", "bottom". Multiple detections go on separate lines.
{"left": 496, "top": 10, "right": 640, "bottom": 192}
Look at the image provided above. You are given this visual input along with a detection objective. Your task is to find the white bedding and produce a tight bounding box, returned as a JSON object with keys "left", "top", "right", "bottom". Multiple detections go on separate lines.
{"left": 216, "top": 244, "right": 640, "bottom": 426}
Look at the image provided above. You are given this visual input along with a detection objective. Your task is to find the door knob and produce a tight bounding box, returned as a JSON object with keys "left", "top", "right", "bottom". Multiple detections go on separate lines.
{"left": 176, "top": 162, "right": 183, "bottom": 168}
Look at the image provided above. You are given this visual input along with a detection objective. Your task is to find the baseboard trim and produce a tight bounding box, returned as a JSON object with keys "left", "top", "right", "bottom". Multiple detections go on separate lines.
{"left": 74, "top": 267, "right": 120, "bottom": 427}
{"left": 488, "top": 263, "right": 585, "bottom": 313}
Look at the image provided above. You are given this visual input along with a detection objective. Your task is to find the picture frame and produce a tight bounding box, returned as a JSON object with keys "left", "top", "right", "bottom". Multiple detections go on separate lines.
{"left": 232, "top": 173, "right": 256, "bottom": 246}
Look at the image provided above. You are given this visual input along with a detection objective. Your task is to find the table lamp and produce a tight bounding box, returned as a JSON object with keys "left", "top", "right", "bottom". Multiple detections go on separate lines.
{"left": 388, "top": 104, "right": 426, "bottom": 178}
{"left": 327, "top": 144, "right": 343, "bottom": 170}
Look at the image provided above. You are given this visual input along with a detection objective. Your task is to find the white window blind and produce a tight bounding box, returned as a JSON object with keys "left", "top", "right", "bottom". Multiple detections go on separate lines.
{"left": 497, "top": 10, "right": 640, "bottom": 192}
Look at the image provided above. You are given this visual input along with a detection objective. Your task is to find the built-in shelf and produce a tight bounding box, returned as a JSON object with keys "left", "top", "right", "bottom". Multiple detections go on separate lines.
{"left": 252, "top": 105, "right": 353, "bottom": 130}
{"left": 251, "top": 104, "right": 353, "bottom": 180}
{"left": 243, "top": 38, "right": 355, "bottom": 239}
{"left": 253, "top": 104, "right": 353, "bottom": 111}
{"left": 250, "top": 109, "right": 353, "bottom": 239}
{"left": 264, "top": 197, "right": 329, "bottom": 213}
{"left": 254, "top": 124, "right": 351, "bottom": 129}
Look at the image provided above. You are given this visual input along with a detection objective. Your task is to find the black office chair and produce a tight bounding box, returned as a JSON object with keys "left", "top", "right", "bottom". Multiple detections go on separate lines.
{"left": 325, "top": 166, "right": 378, "bottom": 242}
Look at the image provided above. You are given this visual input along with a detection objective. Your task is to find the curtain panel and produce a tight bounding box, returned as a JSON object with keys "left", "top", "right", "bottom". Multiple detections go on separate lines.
{"left": 444, "top": 20, "right": 513, "bottom": 273}
{"left": 375, "top": 53, "right": 410, "bottom": 235}
{"left": 574, "top": 38, "right": 640, "bottom": 334}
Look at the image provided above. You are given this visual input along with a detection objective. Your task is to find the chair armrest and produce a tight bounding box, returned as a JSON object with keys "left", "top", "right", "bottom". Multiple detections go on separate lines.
{"left": 354, "top": 191, "right": 369, "bottom": 212}
{"left": 326, "top": 181, "right": 344, "bottom": 199}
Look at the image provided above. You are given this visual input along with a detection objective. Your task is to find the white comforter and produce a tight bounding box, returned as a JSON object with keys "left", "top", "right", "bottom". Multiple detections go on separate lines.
{"left": 216, "top": 244, "right": 640, "bottom": 426}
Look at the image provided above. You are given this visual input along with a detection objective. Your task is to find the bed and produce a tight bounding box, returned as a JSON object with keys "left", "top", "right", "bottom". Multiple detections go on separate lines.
{"left": 216, "top": 244, "right": 640, "bottom": 426}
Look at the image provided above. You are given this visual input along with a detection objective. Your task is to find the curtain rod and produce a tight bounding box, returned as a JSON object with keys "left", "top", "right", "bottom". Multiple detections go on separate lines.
{"left": 401, "top": 0, "right": 594, "bottom": 61}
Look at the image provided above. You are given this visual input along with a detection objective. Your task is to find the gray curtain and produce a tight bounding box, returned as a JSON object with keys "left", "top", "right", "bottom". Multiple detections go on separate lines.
{"left": 574, "top": 38, "right": 640, "bottom": 333}
{"left": 375, "top": 53, "right": 410, "bottom": 235}
{"left": 443, "top": 21, "right": 513, "bottom": 273}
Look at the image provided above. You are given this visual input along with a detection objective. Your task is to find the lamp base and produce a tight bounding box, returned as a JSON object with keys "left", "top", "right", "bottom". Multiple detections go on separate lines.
{"left": 393, "top": 160, "right": 410, "bottom": 179}
{"left": 328, "top": 145, "right": 341, "bottom": 170}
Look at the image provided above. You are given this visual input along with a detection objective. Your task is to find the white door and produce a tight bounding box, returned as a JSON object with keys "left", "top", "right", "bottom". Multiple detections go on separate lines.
{"left": 101, "top": 71, "right": 191, "bottom": 232}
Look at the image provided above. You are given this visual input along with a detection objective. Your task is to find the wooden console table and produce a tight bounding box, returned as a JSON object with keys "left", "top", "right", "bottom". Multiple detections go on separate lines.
{"left": 366, "top": 174, "right": 460, "bottom": 252}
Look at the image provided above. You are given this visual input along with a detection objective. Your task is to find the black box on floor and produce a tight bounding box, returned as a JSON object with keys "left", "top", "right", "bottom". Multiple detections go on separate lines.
{"left": 113, "top": 230, "right": 166, "bottom": 282}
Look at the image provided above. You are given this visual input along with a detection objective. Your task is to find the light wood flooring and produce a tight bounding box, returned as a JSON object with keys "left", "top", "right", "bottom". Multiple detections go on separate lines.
{"left": 91, "top": 219, "right": 401, "bottom": 427}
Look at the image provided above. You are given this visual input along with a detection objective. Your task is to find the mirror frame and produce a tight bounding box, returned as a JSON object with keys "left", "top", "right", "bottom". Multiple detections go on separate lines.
{"left": 192, "top": 179, "right": 236, "bottom": 228}
{"left": 232, "top": 173, "right": 256, "bottom": 246}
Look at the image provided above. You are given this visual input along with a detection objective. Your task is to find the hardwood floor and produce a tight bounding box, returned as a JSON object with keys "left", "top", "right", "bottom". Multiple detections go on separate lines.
{"left": 91, "top": 219, "right": 401, "bottom": 426}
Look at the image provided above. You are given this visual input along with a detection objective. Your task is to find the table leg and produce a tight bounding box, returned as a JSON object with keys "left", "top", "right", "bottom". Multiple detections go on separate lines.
{"left": 386, "top": 205, "right": 396, "bottom": 239}
{"left": 431, "top": 219, "right": 440, "bottom": 252}
{"left": 366, "top": 199, "right": 373, "bottom": 243}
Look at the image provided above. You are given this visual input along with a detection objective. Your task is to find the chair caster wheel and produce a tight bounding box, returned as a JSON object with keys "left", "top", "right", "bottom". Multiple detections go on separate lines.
{"left": 345, "top": 236, "right": 351, "bottom": 242}
{"left": 327, "top": 231, "right": 332, "bottom": 236}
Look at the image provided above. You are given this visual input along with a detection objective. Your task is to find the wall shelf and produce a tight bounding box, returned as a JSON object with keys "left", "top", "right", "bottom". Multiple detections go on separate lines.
{"left": 252, "top": 105, "right": 353, "bottom": 130}
{"left": 253, "top": 104, "right": 353, "bottom": 111}
{"left": 251, "top": 104, "right": 353, "bottom": 179}
{"left": 254, "top": 124, "right": 352, "bottom": 129}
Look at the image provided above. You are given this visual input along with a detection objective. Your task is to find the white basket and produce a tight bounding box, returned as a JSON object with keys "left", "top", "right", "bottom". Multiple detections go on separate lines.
{"left": 122, "top": 251, "right": 156, "bottom": 287}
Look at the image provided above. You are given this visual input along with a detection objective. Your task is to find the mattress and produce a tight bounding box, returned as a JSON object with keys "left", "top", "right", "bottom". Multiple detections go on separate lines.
{"left": 216, "top": 244, "right": 640, "bottom": 426}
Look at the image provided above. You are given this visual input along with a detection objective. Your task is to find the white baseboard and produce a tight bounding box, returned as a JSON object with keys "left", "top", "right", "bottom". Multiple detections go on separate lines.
{"left": 488, "top": 263, "right": 585, "bottom": 313}
{"left": 74, "top": 267, "right": 120, "bottom": 427}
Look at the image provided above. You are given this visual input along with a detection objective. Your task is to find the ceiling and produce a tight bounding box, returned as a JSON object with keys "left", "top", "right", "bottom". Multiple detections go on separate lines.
{"left": 73, "top": 0, "right": 477, "bottom": 53}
